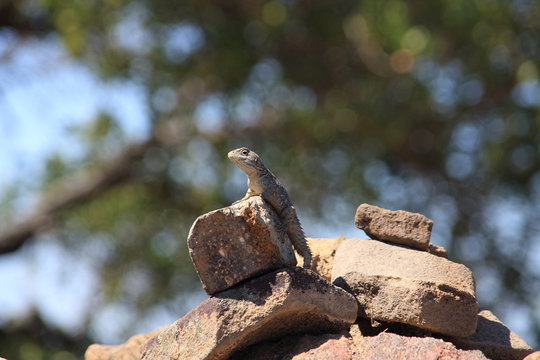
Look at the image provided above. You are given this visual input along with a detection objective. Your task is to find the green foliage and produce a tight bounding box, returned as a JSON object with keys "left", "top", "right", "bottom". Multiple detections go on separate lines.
{"left": 0, "top": 314, "right": 89, "bottom": 360}
{"left": 44, "top": 155, "right": 67, "bottom": 185}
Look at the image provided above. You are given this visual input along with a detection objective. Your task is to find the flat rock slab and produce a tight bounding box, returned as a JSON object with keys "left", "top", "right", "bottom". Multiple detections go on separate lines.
{"left": 449, "top": 310, "right": 533, "bottom": 360}
{"left": 356, "top": 332, "right": 489, "bottom": 360}
{"left": 188, "top": 196, "right": 296, "bottom": 295}
{"left": 355, "top": 204, "right": 433, "bottom": 250}
{"left": 332, "top": 238, "right": 478, "bottom": 337}
{"left": 141, "top": 267, "right": 358, "bottom": 360}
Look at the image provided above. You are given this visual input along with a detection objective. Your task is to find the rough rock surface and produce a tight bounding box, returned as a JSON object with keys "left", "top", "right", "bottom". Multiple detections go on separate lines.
{"left": 449, "top": 310, "right": 533, "bottom": 360}
{"left": 355, "top": 332, "right": 489, "bottom": 360}
{"left": 355, "top": 204, "right": 433, "bottom": 250}
{"left": 234, "top": 326, "right": 490, "bottom": 360}
{"left": 295, "top": 236, "right": 345, "bottom": 281}
{"left": 525, "top": 351, "right": 540, "bottom": 360}
{"left": 84, "top": 303, "right": 533, "bottom": 360}
{"left": 332, "top": 238, "right": 478, "bottom": 337}
{"left": 140, "top": 267, "right": 358, "bottom": 360}
{"left": 427, "top": 243, "right": 448, "bottom": 258}
{"left": 188, "top": 196, "right": 296, "bottom": 295}
{"left": 85, "top": 327, "right": 163, "bottom": 360}
{"left": 231, "top": 333, "right": 352, "bottom": 360}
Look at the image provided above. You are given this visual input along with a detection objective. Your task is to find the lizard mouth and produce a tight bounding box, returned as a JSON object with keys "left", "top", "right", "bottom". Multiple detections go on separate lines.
{"left": 227, "top": 151, "right": 241, "bottom": 166}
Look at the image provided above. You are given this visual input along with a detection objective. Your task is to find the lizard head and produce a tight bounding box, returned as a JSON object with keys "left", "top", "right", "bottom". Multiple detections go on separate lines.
{"left": 228, "top": 147, "right": 264, "bottom": 174}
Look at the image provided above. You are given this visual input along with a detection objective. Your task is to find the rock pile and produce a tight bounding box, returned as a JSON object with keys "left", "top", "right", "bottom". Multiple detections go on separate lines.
{"left": 85, "top": 200, "right": 535, "bottom": 360}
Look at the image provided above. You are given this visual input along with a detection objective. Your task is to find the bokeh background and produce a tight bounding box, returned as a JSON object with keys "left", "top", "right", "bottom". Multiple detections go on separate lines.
{"left": 1, "top": 0, "right": 539, "bottom": 358}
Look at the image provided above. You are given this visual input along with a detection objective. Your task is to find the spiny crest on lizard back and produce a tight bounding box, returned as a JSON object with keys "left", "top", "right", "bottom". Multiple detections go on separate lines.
{"left": 227, "top": 147, "right": 265, "bottom": 173}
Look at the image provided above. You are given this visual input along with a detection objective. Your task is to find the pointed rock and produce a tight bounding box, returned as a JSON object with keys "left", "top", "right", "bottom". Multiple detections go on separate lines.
{"left": 141, "top": 267, "right": 358, "bottom": 360}
{"left": 355, "top": 204, "right": 433, "bottom": 250}
{"left": 188, "top": 196, "right": 296, "bottom": 295}
{"left": 332, "top": 238, "right": 478, "bottom": 337}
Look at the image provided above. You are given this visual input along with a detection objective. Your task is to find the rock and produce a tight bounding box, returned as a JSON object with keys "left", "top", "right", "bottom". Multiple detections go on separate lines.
{"left": 449, "top": 310, "right": 533, "bottom": 360}
{"left": 85, "top": 327, "right": 164, "bottom": 360}
{"left": 525, "top": 351, "right": 540, "bottom": 360}
{"left": 427, "top": 243, "right": 448, "bottom": 258}
{"left": 235, "top": 324, "right": 493, "bottom": 360}
{"left": 188, "top": 196, "right": 296, "bottom": 295}
{"left": 354, "top": 332, "right": 489, "bottom": 360}
{"left": 140, "top": 267, "right": 358, "bottom": 360}
{"left": 296, "top": 236, "right": 345, "bottom": 281}
{"left": 355, "top": 204, "right": 433, "bottom": 250}
{"left": 231, "top": 333, "right": 353, "bottom": 360}
{"left": 332, "top": 238, "right": 478, "bottom": 337}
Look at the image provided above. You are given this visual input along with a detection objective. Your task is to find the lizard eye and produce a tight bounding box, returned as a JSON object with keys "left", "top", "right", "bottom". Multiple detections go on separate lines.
{"left": 241, "top": 149, "right": 249, "bottom": 155}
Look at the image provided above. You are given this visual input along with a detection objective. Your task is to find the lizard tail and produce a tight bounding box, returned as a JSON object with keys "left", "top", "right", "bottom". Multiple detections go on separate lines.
{"left": 287, "top": 216, "right": 312, "bottom": 269}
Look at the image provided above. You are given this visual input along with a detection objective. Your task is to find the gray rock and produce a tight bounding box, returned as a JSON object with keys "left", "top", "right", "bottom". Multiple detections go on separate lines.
{"left": 141, "top": 267, "right": 358, "bottom": 360}
{"left": 449, "top": 310, "right": 533, "bottom": 360}
{"left": 332, "top": 238, "right": 478, "bottom": 337}
{"left": 355, "top": 204, "right": 433, "bottom": 250}
{"left": 188, "top": 196, "right": 296, "bottom": 295}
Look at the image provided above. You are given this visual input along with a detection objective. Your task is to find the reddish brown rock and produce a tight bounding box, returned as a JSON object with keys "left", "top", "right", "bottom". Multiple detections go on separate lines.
{"left": 355, "top": 332, "right": 489, "bottom": 360}
{"left": 232, "top": 333, "right": 352, "bottom": 360}
{"left": 449, "top": 310, "right": 533, "bottom": 360}
{"left": 295, "top": 236, "right": 345, "bottom": 281}
{"left": 332, "top": 238, "right": 478, "bottom": 337}
{"left": 85, "top": 327, "right": 164, "bottom": 360}
{"left": 355, "top": 204, "right": 433, "bottom": 250}
{"left": 140, "top": 267, "right": 358, "bottom": 360}
{"left": 290, "top": 335, "right": 352, "bottom": 360}
{"left": 525, "top": 351, "right": 540, "bottom": 360}
{"left": 188, "top": 196, "right": 296, "bottom": 295}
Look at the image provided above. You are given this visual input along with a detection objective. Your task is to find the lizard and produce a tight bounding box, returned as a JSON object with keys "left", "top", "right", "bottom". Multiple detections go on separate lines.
{"left": 228, "top": 147, "right": 312, "bottom": 269}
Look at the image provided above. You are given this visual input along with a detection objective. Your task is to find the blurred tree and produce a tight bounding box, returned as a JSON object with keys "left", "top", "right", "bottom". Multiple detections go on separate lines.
{"left": 1, "top": 0, "right": 539, "bottom": 357}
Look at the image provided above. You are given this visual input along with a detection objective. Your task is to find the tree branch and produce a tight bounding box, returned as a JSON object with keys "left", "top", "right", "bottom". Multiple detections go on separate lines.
{"left": 0, "top": 138, "right": 157, "bottom": 255}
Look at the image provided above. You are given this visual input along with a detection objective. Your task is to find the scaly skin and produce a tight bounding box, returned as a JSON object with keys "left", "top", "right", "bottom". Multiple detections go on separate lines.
{"left": 228, "top": 147, "right": 312, "bottom": 268}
